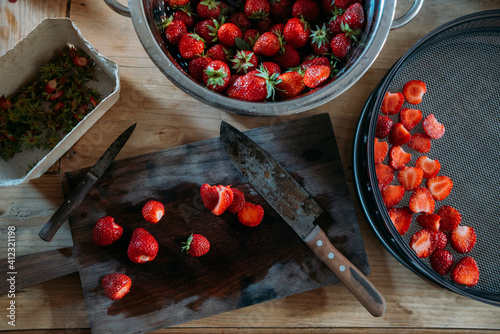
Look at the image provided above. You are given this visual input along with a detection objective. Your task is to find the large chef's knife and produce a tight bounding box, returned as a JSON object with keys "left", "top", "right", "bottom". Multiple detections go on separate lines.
{"left": 220, "top": 121, "right": 386, "bottom": 317}
{"left": 38, "top": 123, "right": 137, "bottom": 242}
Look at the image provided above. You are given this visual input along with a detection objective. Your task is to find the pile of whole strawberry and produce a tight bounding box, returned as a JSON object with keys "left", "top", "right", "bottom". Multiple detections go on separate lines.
{"left": 374, "top": 80, "right": 480, "bottom": 288}
{"left": 157, "top": 0, "right": 365, "bottom": 101}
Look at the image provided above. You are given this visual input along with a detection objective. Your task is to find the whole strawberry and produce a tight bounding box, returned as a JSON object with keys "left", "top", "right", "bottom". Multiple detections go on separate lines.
{"left": 303, "top": 64, "right": 331, "bottom": 88}
{"left": 178, "top": 33, "right": 205, "bottom": 59}
{"left": 188, "top": 56, "right": 213, "bottom": 82}
{"left": 166, "top": 0, "right": 190, "bottom": 7}
{"left": 92, "top": 216, "right": 123, "bottom": 246}
{"left": 283, "top": 18, "right": 310, "bottom": 49}
{"left": 197, "top": 0, "right": 221, "bottom": 20}
{"left": 102, "top": 273, "right": 132, "bottom": 300}
{"left": 310, "top": 24, "right": 331, "bottom": 56}
{"left": 203, "top": 60, "right": 231, "bottom": 91}
{"left": 276, "top": 71, "right": 305, "bottom": 99}
{"left": 326, "top": 7, "right": 345, "bottom": 35}
{"left": 341, "top": 2, "right": 365, "bottom": 31}
{"left": 160, "top": 16, "right": 188, "bottom": 45}
{"left": 330, "top": 32, "right": 352, "bottom": 59}
{"left": 142, "top": 200, "right": 165, "bottom": 224}
{"left": 194, "top": 19, "right": 220, "bottom": 47}
{"left": 207, "top": 44, "right": 232, "bottom": 63}
{"left": 292, "top": 0, "right": 320, "bottom": 22}
{"left": 261, "top": 61, "right": 281, "bottom": 75}
{"left": 300, "top": 56, "right": 330, "bottom": 71}
{"left": 182, "top": 233, "right": 210, "bottom": 257}
{"left": 253, "top": 31, "right": 282, "bottom": 56}
{"left": 244, "top": 0, "right": 270, "bottom": 20}
{"left": 229, "top": 12, "right": 252, "bottom": 30}
{"left": 271, "top": 44, "right": 300, "bottom": 69}
{"left": 218, "top": 23, "right": 243, "bottom": 47}
{"left": 226, "top": 68, "right": 279, "bottom": 101}
{"left": 127, "top": 228, "right": 159, "bottom": 263}
{"left": 231, "top": 50, "right": 258, "bottom": 74}
{"left": 173, "top": 8, "right": 195, "bottom": 29}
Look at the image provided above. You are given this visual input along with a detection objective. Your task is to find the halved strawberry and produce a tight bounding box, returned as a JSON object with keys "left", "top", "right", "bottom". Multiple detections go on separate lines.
{"left": 451, "top": 256, "right": 479, "bottom": 287}
{"left": 388, "top": 123, "right": 411, "bottom": 147}
{"left": 200, "top": 183, "right": 219, "bottom": 210}
{"left": 375, "top": 115, "right": 393, "bottom": 139}
{"left": 409, "top": 229, "right": 436, "bottom": 258}
{"left": 389, "top": 145, "right": 411, "bottom": 170}
{"left": 403, "top": 80, "right": 427, "bottom": 105}
{"left": 422, "top": 114, "right": 445, "bottom": 139}
{"left": 415, "top": 156, "right": 441, "bottom": 179}
{"left": 238, "top": 202, "right": 264, "bottom": 227}
{"left": 438, "top": 205, "right": 462, "bottom": 232}
{"left": 408, "top": 187, "right": 435, "bottom": 214}
{"left": 381, "top": 91, "right": 404, "bottom": 115}
{"left": 398, "top": 166, "right": 423, "bottom": 191}
{"left": 430, "top": 250, "right": 454, "bottom": 276}
{"left": 227, "top": 188, "right": 246, "bottom": 213}
{"left": 142, "top": 200, "right": 165, "bottom": 224}
{"left": 102, "top": 273, "right": 132, "bottom": 300}
{"left": 388, "top": 206, "right": 413, "bottom": 236}
{"left": 407, "top": 133, "right": 431, "bottom": 153}
{"left": 426, "top": 175, "right": 453, "bottom": 201}
{"left": 374, "top": 138, "right": 388, "bottom": 164}
{"left": 212, "top": 185, "right": 234, "bottom": 215}
{"left": 399, "top": 108, "right": 422, "bottom": 130}
{"left": 375, "top": 163, "right": 394, "bottom": 191}
{"left": 434, "top": 230, "right": 448, "bottom": 250}
{"left": 381, "top": 185, "right": 405, "bottom": 209}
{"left": 450, "top": 226, "right": 477, "bottom": 253}
{"left": 416, "top": 213, "right": 440, "bottom": 232}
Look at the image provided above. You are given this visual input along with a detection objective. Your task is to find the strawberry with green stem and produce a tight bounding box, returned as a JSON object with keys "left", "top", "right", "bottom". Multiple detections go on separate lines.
{"left": 244, "top": 0, "right": 270, "bottom": 21}
{"left": 284, "top": 17, "right": 310, "bottom": 49}
{"left": 197, "top": 0, "right": 221, "bottom": 20}
{"left": 252, "top": 31, "right": 283, "bottom": 56}
{"left": 231, "top": 50, "right": 258, "bottom": 74}
{"left": 179, "top": 33, "right": 206, "bottom": 59}
{"left": 203, "top": 60, "right": 232, "bottom": 91}
{"left": 159, "top": 15, "right": 188, "bottom": 45}
{"left": 227, "top": 65, "right": 281, "bottom": 101}
{"left": 182, "top": 233, "right": 210, "bottom": 257}
{"left": 218, "top": 22, "right": 243, "bottom": 47}
{"left": 194, "top": 18, "right": 222, "bottom": 47}
{"left": 310, "top": 24, "right": 331, "bottom": 56}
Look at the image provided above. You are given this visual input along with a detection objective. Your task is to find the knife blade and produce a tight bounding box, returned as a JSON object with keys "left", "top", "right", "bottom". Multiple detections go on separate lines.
{"left": 38, "top": 123, "right": 137, "bottom": 242}
{"left": 220, "top": 121, "right": 386, "bottom": 317}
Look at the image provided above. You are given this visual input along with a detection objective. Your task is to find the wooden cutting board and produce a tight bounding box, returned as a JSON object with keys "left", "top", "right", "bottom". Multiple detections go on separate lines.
{"left": 0, "top": 113, "right": 369, "bottom": 333}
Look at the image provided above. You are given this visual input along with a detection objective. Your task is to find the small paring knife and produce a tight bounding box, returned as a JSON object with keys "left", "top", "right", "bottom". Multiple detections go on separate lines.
{"left": 38, "top": 123, "right": 137, "bottom": 242}
{"left": 220, "top": 121, "right": 386, "bottom": 317}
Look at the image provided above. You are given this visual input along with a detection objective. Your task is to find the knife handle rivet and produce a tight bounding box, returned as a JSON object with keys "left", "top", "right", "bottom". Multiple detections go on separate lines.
{"left": 328, "top": 253, "right": 334, "bottom": 259}
{"left": 339, "top": 265, "right": 346, "bottom": 272}
{"left": 316, "top": 240, "right": 323, "bottom": 247}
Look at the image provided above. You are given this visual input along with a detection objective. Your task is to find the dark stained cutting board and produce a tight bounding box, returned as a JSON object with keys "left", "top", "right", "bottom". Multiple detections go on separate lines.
{"left": 0, "top": 113, "right": 369, "bottom": 333}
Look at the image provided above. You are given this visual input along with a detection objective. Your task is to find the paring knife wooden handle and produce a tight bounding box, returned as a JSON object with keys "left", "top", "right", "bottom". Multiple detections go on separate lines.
{"left": 304, "top": 225, "right": 387, "bottom": 317}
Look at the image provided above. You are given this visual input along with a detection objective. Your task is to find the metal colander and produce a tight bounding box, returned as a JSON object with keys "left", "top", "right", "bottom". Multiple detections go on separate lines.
{"left": 353, "top": 10, "right": 500, "bottom": 305}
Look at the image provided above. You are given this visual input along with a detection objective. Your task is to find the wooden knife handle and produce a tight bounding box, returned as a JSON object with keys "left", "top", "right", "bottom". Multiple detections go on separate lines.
{"left": 304, "top": 225, "right": 386, "bottom": 317}
{"left": 38, "top": 172, "right": 98, "bottom": 242}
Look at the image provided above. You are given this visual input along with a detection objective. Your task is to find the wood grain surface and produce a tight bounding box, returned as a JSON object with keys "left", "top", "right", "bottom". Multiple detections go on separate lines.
{"left": 0, "top": 0, "right": 499, "bottom": 333}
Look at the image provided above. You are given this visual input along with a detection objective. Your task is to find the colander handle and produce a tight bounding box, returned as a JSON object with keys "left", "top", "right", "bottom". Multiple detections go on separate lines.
{"left": 391, "top": 0, "right": 424, "bottom": 30}
{"left": 104, "top": 0, "right": 131, "bottom": 17}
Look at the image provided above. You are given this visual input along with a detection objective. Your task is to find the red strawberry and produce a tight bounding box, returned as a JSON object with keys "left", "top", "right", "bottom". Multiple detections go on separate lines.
{"left": 242, "top": 29, "right": 260, "bottom": 48}
{"left": 200, "top": 183, "right": 219, "bottom": 210}
{"left": 218, "top": 23, "right": 243, "bottom": 47}
{"left": 450, "top": 226, "right": 477, "bottom": 253}
{"left": 300, "top": 56, "right": 330, "bottom": 71}
{"left": 194, "top": 19, "right": 220, "bottom": 47}
{"left": 422, "top": 114, "right": 445, "bottom": 139}
{"left": 303, "top": 65, "right": 330, "bottom": 88}
{"left": 403, "top": 80, "right": 427, "bottom": 105}
{"left": 415, "top": 156, "right": 441, "bottom": 179}
{"left": 182, "top": 233, "right": 210, "bottom": 257}
{"left": 292, "top": 0, "right": 320, "bottom": 22}
{"left": 238, "top": 202, "right": 265, "bottom": 227}
{"left": 92, "top": 216, "right": 123, "bottom": 246}
{"left": 229, "top": 12, "right": 252, "bottom": 30}
{"left": 375, "top": 163, "right": 394, "bottom": 191}
{"left": 398, "top": 166, "right": 423, "bottom": 191}
{"left": 179, "top": 33, "right": 205, "bottom": 59}
{"left": 326, "top": 7, "right": 345, "bottom": 35}
{"left": 188, "top": 56, "right": 213, "bottom": 82}
{"left": 434, "top": 230, "right": 448, "bottom": 250}
{"left": 197, "top": 0, "right": 220, "bottom": 19}
{"left": 284, "top": 18, "right": 310, "bottom": 49}
{"left": 341, "top": 2, "right": 364, "bottom": 31}
{"left": 207, "top": 44, "right": 232, "bottom": 63}
{"left": 230, "top": 50, "right": 258, "bottom": 74}
{"left": 227, "top": 68, "right": 280, "bottom": 101}
{"left": 426, "top": 175, "right": 453, "bottom": 201}
{"left": 276, "top": 71, "right": 305, "bottom": 99}
{"left": 44, "top": 79, "right": 57, "bottom": 93}
{"left": 416, "top": 213, "right": 440, "bottom": 232}
{"left": 211, "top": 184, "right": 234, "bottom": 215}
{"left": 332, "top": 0, "right": 361, "bottom": 10}
{"left": 271, "top": 44, "right": 300, "bottom": 69}
{"left": 381, "top": 185, "right": 405, "bottom": 209}
{"left": 72, "top": 55, "right": 89, "bottom": 67}
{"left": 167, "top": 0, "right": 190, "bottom": 6}
{"left": 430, "top": 250, "right": 454, "bottom": 276}
{"left": 270, "top": 0, "right": 292, "bottom": 23}
{"left": 408, "top": 187, "right": 435, "bottom": 214}
{"left": 269, "top": 23, "right": 285, "bottom": 35}
{"left": 375, "top": 115, "right": 393, "bottom": 139}
{"left": 374, "top": 138, "right": 388, "bottom": 164}
{"left": 142, "top": 200, "right": 165, "bottom": 224}
{"left": 102, "top": 273, "right": 132, "bottom": 300}
{"left": 203, "top": 60, "right": 231, "bottom": 91}
{"left": 399, "top": 108, "right": 422, "bottom": 130}
{"left": 407, "top": 132, "right": 431, "bottom": 153}
{"left": 438, "top": 205, "right": 462, "bottom": 232}
{"left": 451, "top": 256, "right": 479, "bottom": 287}
{"left": 127, "top": 228, "right": 159, "bottom": 263}
{"left": 381, "top": 91, "right": 404, "bottom": 115}
{"left": 389, "top": 145, "right": 411, "bottom": 170}
{"left": 388, "top": 206, "right": 413, "bottom": 236}
{"left": 227, "top": 188, "right": 246, "bottom": 213}
{"left": 409, "top": 229, "right": 436, "bottom": 258}
{"left": 261, "top": 61, "right": 281, "bottom": 76}
{"left": 161, "top": 16, "right": 188, "bottom": 45}
{"left": 244, "top": 0, "right": 270, "bottom": 20}
{"left": 255, "top": 17, "right": 274, "bottom": 33}
{"left": 330, "top": 32, "right": 352, "bottom": 59}
{"left": 253, "top": 31, "right": 282, "bottom": 56}
{"left": 173, "top": 9, "right": 195, "bottom": 29}
{"left": 388, "top": 123, "right": 411, "bottom": 146}
{"left": 310, "top": 24, "right": 331, "bottom": 56}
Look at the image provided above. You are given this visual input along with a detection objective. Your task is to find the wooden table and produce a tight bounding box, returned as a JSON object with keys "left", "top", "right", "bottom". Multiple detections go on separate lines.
{"left": 0, "top": 0, "right": 499, "bottom": 332}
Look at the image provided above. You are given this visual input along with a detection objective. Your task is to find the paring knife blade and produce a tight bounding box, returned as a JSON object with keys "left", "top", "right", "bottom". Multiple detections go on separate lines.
{"left": 220, "top": 121, "right": 386, "bottom": 317}
{"left": 38, "top": 123, "right": 137, "bottom": 242}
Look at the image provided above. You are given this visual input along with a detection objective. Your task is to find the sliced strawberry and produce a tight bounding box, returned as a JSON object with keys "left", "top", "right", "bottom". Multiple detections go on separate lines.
{"left": 438, "top": 205, "right": 461, "bottom": 232}
{"left": 416, "top": 213, "right": 440, "bottom": 232}
{"left": 399, "top": 108, "right": 422, "bottom": 130}
{"left": 451, "top": 256, "right": 479, "bottom": 287}
{"left": 415, "top": 156, "right": 441, "bottom": 179}
{"left": 402, "top": 80, "right": 427, "bottom": 105}
{"left": 375, "top": 163, "right": 394, "bottom": 191}
{"left": 388, "top": 123, "right": 411, "bottom": 147}
{"left": 409, "top": 229, "right": 436, "bottom": 258}
{"left": 200, "top": 183, "right": 219, "bottom": 210}
{"left": 381, "top": 185, "right": 405, "bottom": 209}
{"left": 102, "top": 273, "right": 132, "bottom": 300}
{"left": 450, "top": 226, "right": 477, "bottom": 254}
{"left": 238, "top": 202, "right": 264, "bottom": 227}
{"left": 212, "top": 185, "right": 234, "bottom": 215}
{"left": 388, "top": 206, "right": 413, "bottom": 236}
{"left": 389, "top": 145, "right": 411, "bottom": 170}
{"left": 430, "top": 250, "right": 454, "bottom": 276}
{"left": 434, "top": 230, "right": 448, "bottom": 250}
{"left": 408, "top": 187, "right": 435, "bottom": 214}
{"left": 227, "top": 188, "right": 246, "bottom": 213}
{"left": 374, "top": 138, "right": 388, "bottom": 164}
{"left": 92, "top": 216, "right": 123, "bottom": 246}
{"left": 398, "top": 166, "right": 423, "bottom": 191}
{"left": 426, "top": 175, "right": 453, "bottom": 201}
{"left": 422, "top": 114, "right": 445, "bottom": 139}
{"left": 381, "top": 91, "right": 404, "bottom": 115}
{"left": 142, "top": 200, "right": 165, "bottom": 223}
{"left": 407, "top": 133, "right": 431, "bottom": 153}
{"left": 375, "top": 115, "right": 393, "bottom": 139}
